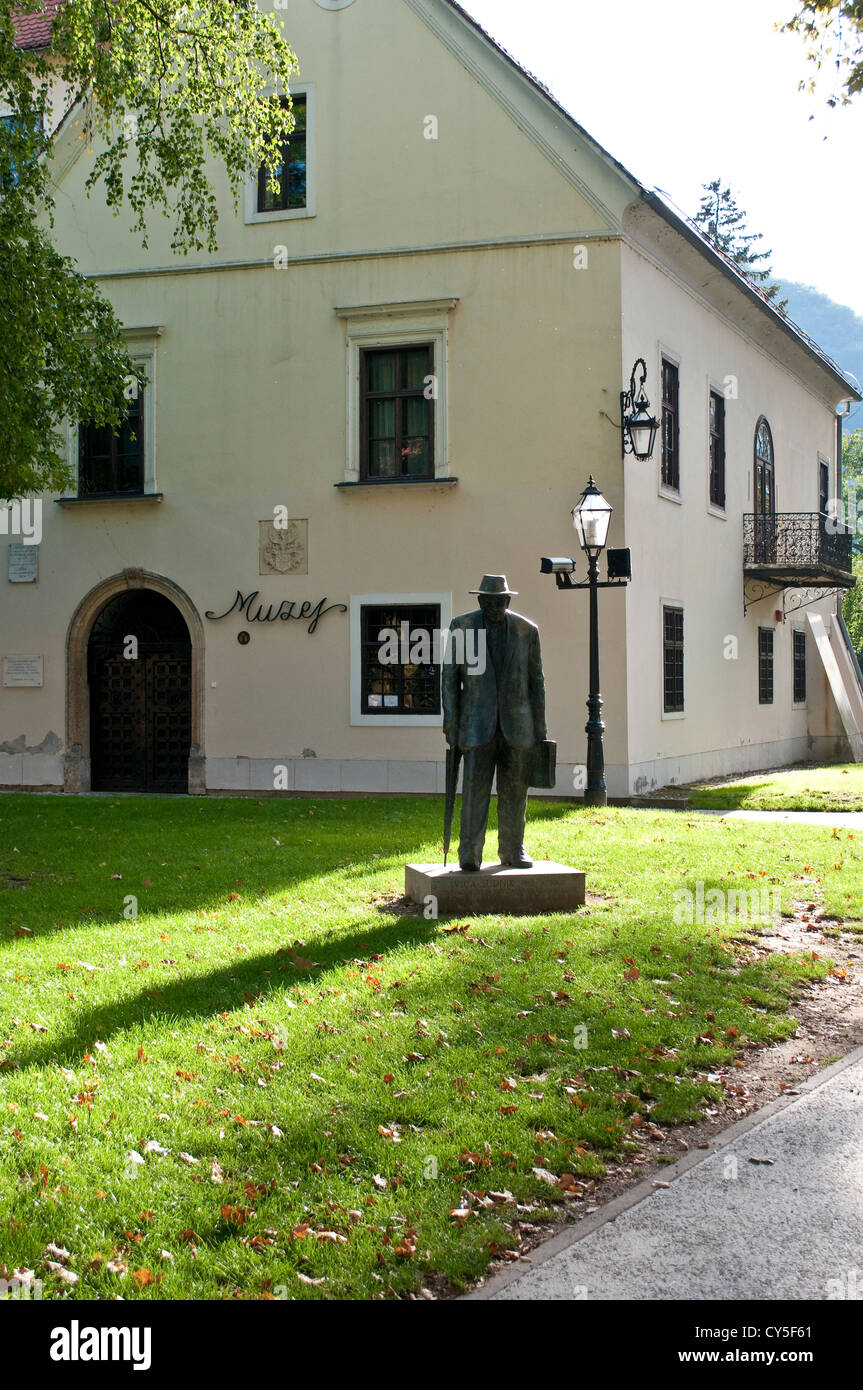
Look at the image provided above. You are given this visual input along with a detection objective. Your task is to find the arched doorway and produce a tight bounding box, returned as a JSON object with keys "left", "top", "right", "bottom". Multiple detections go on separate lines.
{"left": 88, "top": 591, "right": 191, "bottom": 792}
{"left": 66, "top": 571, "right": 205, "bottom": 794}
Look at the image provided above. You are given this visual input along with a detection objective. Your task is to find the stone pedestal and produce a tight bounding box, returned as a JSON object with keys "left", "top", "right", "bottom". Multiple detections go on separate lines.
{"left": 405, "top": 861, "right": 585, "bottom": 916}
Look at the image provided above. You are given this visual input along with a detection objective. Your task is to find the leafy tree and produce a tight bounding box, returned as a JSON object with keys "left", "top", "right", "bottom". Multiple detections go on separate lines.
{"left": 1, "top": 1, "right": 298, "bottom": 500}
{"left": 781, "top": 1, "right": 863, "bottom": 105}
{"left": 693, "top": 180, "right": 788, "bottom": 310}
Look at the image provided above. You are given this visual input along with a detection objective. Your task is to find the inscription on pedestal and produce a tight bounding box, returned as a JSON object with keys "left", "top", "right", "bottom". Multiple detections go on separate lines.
{"left": 405, "top": 861, "right": 586, "bottom": 916}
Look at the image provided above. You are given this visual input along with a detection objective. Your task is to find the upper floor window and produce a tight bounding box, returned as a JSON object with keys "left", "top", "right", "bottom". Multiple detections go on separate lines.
{"left": 257, "top": 94, "right": 306, "bottom": 214}
{"left": 661, "top": 359, "right": 680, "bottom": 492}
{"left": 819, "top": 458, "right": 830, "bottom": 516}
{"left": 246, "top": 88, "right": 314, "bottom": 224}
{"left": 709, "top": 390, "right": 726, "bottom": 509}
{"left": 754, "top": 418, "right": 775, "bottom": 517}
{"left": 360, "top": 345, "right": 434, "bottom": 481}
{"left": 78, "top": 388, "right": 144, "bottom": 497}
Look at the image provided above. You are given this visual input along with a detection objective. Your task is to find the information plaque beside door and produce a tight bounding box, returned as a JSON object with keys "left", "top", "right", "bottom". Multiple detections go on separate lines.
{"left": 7, "top": 543, "right": 39, "bottom": 583}
{"left": 3, "top": 656, "right": 44, "bottom": 687}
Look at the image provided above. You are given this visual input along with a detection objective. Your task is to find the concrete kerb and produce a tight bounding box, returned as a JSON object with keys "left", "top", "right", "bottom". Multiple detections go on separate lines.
{"left": 462, "top": 1039, "right": 863, "bottom": 1301}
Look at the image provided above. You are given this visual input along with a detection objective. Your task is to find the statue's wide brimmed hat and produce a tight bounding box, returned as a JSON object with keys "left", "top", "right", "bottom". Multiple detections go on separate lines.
{"left": 470, "top": 574, "right": 518, "bottom": 596}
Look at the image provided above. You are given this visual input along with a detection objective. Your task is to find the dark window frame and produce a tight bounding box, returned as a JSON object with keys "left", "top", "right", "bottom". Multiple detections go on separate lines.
{"left": 819, "top": 458, "right": 830, "bottom": 517}
{"left": 256, "top": 93, "right": 307, "bottom": 214}
{"left": 758, "top": 627, "right": 775, "bottom": 705}
{"left": 77, "top": 389, "right": 145, "bottom": 498}
{"left": 359, "top": 344, "right": 435, "bottom": 483}
{"left": 793, "top": 629, "right": 807, "bottom": 705}
{"left": 360, "top": 603, "right": 442, "bottom": 716}
{"left": 661, "top": 358, "right": 680, "bottom": 492}
{"left": 663, "top": 605, "right": 685, "bottom": 714}
{"left": 709, "top": 389, "right": 726, "bottom": 509}
{"left": 754, "top": 416, "right": 776, "bottom": 517}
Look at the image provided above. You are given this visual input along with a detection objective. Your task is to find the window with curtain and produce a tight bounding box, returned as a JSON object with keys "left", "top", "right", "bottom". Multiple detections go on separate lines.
{"left": 360, "top": 345, "right": 434, "bottom": 481}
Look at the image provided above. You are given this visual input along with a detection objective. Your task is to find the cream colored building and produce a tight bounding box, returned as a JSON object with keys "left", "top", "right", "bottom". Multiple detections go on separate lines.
{"left": 2, "top": 0, "right": 861, "bottom": 799}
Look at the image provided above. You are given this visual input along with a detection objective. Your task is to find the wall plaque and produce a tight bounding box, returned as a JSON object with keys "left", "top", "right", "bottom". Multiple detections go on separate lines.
{"left": 3, "top": 655, "right": 44, "bottom": 687}
{"left": 259, "top": 519, "right": 308, "bottom": 575}
{"left": 8, "top": 542, "right": 39, "bottom": 583}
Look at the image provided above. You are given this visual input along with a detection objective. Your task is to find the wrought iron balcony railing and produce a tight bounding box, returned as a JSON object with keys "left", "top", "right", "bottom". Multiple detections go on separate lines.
{"left": 743, "top": 512, "right": 854, "bottom": 587}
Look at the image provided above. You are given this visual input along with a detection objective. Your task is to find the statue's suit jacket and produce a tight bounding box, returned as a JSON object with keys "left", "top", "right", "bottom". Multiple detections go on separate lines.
{"left": 442, "top": 610, "right": 547, "bottom": 751}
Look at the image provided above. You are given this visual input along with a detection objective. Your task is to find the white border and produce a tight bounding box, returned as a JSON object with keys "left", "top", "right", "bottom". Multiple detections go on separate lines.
{"left": 350, "top": 592, "right": 452, "bottom": 727}
{"left": 244, "top": 84, "right": 316, "bottom": 226}
{"left": 340, "top": 304, "right": 454, "bottom": 483}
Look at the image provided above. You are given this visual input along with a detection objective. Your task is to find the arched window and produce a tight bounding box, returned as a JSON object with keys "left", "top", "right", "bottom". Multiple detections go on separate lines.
{"left": 754, "top": 418, "right": 775, "bottom": 517}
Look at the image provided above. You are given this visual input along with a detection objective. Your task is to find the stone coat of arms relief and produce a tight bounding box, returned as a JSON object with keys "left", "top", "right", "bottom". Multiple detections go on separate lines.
{"left": 258, "top": 519, "right": 309, "bottom": 576}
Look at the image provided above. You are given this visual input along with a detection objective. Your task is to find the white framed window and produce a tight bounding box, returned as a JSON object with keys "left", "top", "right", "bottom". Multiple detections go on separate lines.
{"left": 244, "top": 84, "right": 316, "bottom": 225}
{"left": 350, "top": 592, "right": 452, "bottom": 727}
{"left": 661, "top": 598, "right": 685, "bottom": 719}
{"left": 66, "top": 327, "right": 162, "bottom": 496}
{"left": 658, "top": 343, "right": 682, "bottom": 503}
{"left": 336, "top": 300, "right": 457, "bottom": 484}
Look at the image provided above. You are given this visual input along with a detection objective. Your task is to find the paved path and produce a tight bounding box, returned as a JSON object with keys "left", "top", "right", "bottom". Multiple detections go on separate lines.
{"left": 469, "top": 1048, "right": 863, "bottom": 1302}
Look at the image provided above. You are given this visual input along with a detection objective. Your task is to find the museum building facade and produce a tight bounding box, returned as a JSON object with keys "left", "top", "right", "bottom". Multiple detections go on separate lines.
{"left": 2, "top": 0, "right": 861, "bottom": 799}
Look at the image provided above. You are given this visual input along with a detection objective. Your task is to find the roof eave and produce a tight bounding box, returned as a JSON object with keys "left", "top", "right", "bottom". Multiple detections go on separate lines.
{"left": 640, "top": 189, "right": 862, "bottom": 402}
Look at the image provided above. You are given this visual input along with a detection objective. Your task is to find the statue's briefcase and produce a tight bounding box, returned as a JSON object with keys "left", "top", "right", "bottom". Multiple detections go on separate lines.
{"left": 530, "top": 739, "right": 557, "bottom": 790}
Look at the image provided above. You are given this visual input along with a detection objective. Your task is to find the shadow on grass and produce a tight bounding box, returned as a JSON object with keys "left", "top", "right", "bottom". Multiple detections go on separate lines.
{"left": 0, "top": 795, "right": 576, "bottom": 942}
{"left": 5, "top": 915, "right": 441, "bottom": 1071}
{"left": 689, "top": 782, "right": 775, "bottom": 810}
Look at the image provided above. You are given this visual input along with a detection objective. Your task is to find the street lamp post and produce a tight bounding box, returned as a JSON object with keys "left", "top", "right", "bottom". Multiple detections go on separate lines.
{"left": 541, "top": 478, "right": 627, "bottom": 810}
{"left": 571, "top": 478, "right": 613, "bottom": 807}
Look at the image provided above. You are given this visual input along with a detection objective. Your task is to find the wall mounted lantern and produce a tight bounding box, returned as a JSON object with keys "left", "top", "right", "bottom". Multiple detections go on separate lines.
{"left": 621, "top": 358, "right": 660, "bottom": 461}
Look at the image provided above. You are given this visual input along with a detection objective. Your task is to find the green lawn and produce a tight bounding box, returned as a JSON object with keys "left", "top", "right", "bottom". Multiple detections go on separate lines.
{"left": 0, "top": 794, "right": 858, "bottom": 1301}
{"left": 689, "top": 763, "right": 863, "bottom": 813}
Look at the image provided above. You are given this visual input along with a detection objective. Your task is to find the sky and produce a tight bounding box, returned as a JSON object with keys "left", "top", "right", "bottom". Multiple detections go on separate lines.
{"left": 460, "top": 0, "right": 863, "bottom": 315}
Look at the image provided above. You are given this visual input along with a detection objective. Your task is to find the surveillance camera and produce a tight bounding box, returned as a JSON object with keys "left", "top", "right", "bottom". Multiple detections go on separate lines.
{"left": 540, "top": 557, "right": 576, "bottom": 575}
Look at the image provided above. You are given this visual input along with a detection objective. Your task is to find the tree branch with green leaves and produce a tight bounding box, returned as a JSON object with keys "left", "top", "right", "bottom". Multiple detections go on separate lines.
{"left": 0, "top": 0, "right": 298, "bottom": 500}
{"left": 780, "top": 1, "right": 863, "bottom": 105}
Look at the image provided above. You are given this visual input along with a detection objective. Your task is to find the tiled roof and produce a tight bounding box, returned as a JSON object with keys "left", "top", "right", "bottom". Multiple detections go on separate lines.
{"left": 12, "top": 0, "right": 65, "bottom": 50}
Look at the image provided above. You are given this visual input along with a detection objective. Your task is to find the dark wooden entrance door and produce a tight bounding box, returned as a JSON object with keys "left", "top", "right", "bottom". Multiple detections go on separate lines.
{"left": 89, "top": 591, "right": 191, "bottom": 793}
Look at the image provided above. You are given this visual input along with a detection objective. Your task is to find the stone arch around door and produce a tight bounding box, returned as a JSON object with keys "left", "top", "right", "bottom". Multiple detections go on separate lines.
{"left": 65, "top": 570, "right": 205, "bottom": 793}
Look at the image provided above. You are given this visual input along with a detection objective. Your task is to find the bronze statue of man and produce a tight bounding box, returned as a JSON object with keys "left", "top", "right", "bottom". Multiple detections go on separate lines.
{"left": 443, "top": 575, "right": 547, "bottom": 871}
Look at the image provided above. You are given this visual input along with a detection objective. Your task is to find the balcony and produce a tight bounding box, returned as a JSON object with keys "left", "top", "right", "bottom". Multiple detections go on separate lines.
{"left": 743, "top": 513, "right": 855, "bottom": 590}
